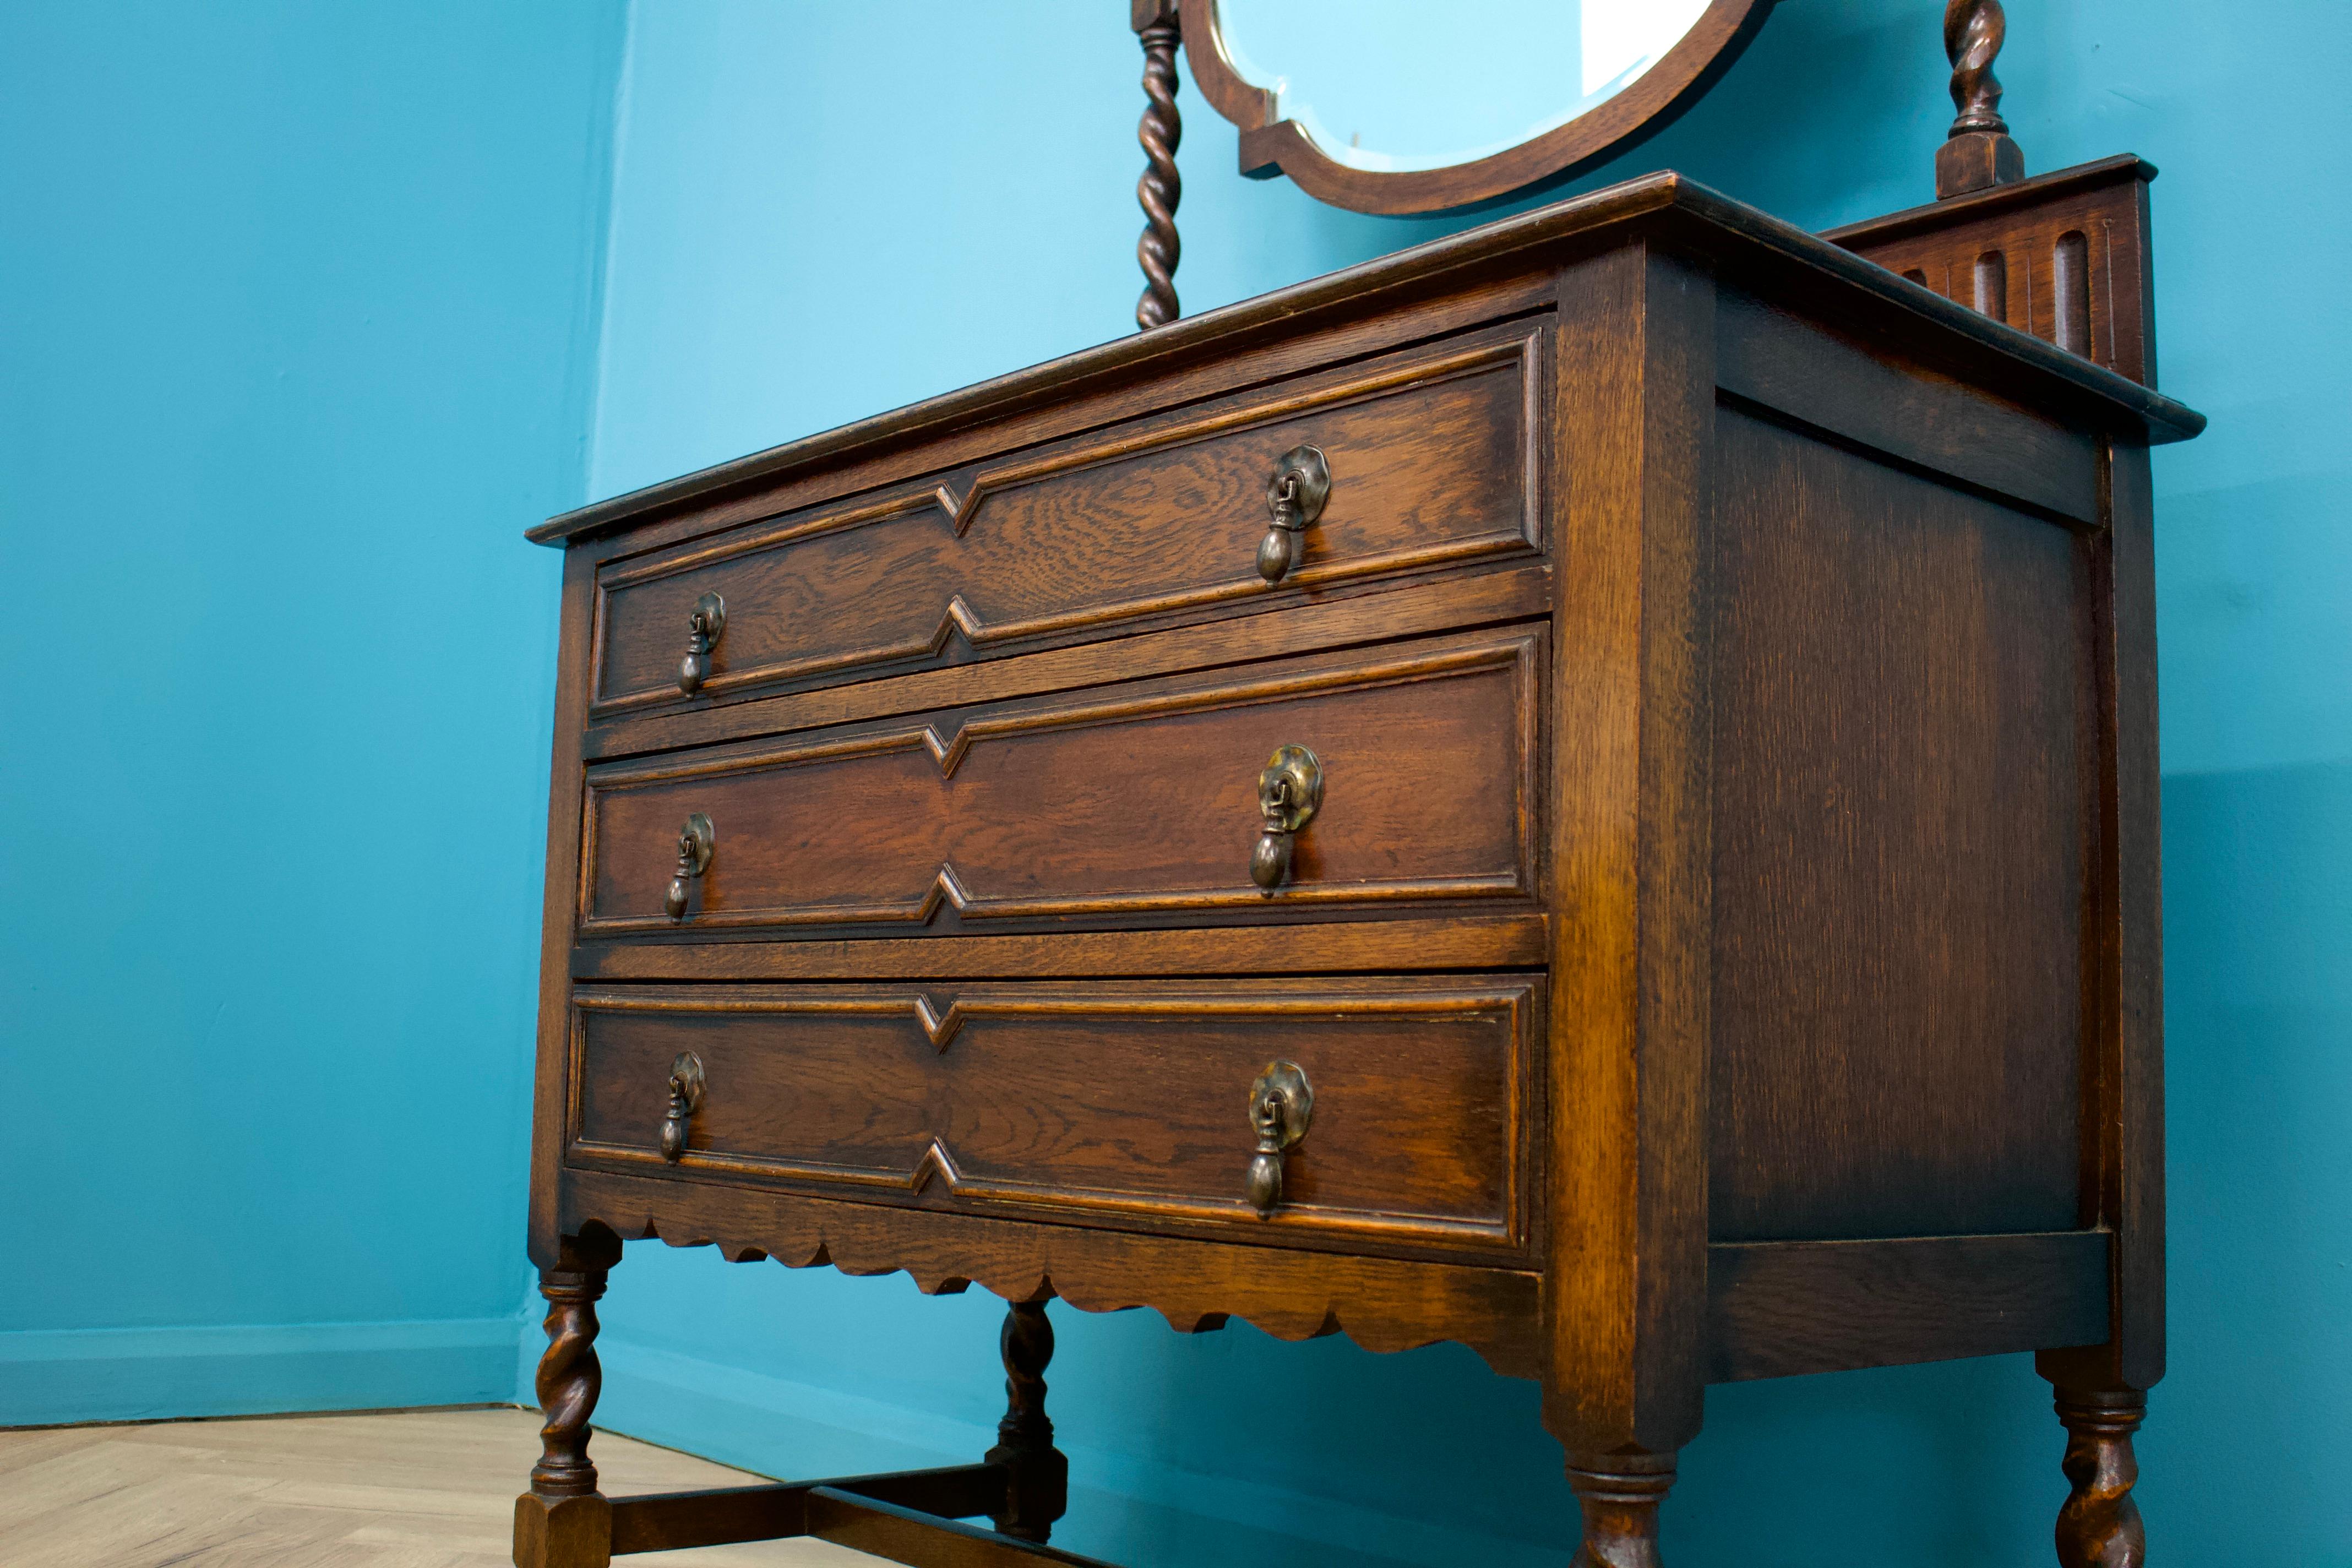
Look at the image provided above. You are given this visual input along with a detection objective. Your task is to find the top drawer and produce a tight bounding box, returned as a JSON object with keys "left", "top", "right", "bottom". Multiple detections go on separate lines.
{"left": 589, "top": 328, "right": 1540, "bottom": 716}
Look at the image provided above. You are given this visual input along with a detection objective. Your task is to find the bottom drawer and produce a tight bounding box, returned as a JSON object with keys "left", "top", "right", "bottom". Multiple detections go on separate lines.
{"left": 566, "top": 976, "right": 1538, "bottom": 1254}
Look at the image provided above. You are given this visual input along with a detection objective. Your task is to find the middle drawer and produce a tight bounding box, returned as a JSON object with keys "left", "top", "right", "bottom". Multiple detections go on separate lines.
{"left": 579, "top": 625, "right": 1540, "bottom": 940}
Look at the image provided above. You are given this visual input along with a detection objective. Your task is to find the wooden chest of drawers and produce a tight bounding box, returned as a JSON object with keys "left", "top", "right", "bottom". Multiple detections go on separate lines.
{"left": 512, "top": 175, "right": 2202, "bottom": 1567}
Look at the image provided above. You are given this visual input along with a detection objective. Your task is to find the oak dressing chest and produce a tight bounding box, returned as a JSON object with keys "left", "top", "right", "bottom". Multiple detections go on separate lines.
{"left": 512, "top": 173, "right": 2202, "bottom": 1566}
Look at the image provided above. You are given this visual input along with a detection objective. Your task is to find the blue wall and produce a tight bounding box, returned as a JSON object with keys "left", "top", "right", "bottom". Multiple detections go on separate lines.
{"left": 0, "top": 1, "right": 624, "bottom": 1420}
{"left": 578, "top": 4, "right": 2351, "bottom": 1567}
{"left": 5, "top": 2, "right": 2344, "bottom": 1565}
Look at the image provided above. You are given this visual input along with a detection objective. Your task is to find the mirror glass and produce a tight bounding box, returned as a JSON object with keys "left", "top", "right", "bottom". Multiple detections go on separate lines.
{"left": 1215, "top": 0, "right": 1717, "bottom": 173}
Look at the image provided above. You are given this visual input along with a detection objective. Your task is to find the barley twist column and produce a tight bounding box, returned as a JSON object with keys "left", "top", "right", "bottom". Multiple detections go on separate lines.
{"left": 514, "top": 1231, "right": 622, "bottom": 1568}
{"left": 1132, "top": 1, "right": 1182, "bottom": 329}
{"left": 985, "top": 1299, "right": 1069, "bottom": 1542}
{"left": 2055, "top": 1390, "right": 2148, "bottom": 1568}
{"left": 1565, "top": 1450, "right": 1678, "bottom": 1568}
{"left": 1937, "top": 0, "right": 2024, "bottom": 197}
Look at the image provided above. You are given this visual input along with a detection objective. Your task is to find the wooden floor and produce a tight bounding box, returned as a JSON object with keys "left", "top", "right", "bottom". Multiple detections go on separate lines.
{"left": 0, "top": 1406, "right": 877, "bottom": 1567}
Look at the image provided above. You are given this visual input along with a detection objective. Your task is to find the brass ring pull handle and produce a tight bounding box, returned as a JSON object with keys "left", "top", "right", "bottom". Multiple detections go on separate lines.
{"left": 1244, "top": 1060, "right": 1314, "bottom": 1216}
{"left": 664, "top": 812, "right": 715, "bottom": 920}
{"left": 661, "top": 1051, "right": 705, "bottom": 1163}
{"left": 676, "top": 591, "right": 727, "bottom": 694}
{"left": 1256, "top": 444, "right": 1331, "bottom": 584}
{"left": 1250, "top": 745, "right": 1322, "bottom": 892}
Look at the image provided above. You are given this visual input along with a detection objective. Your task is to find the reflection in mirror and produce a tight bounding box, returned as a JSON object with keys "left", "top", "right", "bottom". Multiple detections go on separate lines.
{"left": 1216, "top": 0, "right": 1715, "bottom": 173}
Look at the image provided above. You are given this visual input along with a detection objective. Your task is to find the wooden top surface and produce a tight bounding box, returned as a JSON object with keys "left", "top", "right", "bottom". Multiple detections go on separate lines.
{"left": 531, "top": 171, "right": 2205, "bottom": 547}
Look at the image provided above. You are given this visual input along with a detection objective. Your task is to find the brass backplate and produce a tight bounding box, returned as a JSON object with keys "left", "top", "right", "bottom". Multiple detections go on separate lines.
{"left": 668, "top": 1051, "right": 706, "bottom": 1109}
{"left": 692, "top": 591, "right": 726, "bottom": 639}
{"left": 1257, "top": 745, "right": 1322, "bottom": 832}
{"left": 1267, "top": 444, "right": 1332, "bottom": 525}
{"left": 1249, "top": 1059, "right": 1314, "bottom": 1147}
{"left": 679, "top": 811, "right": 716, "bottom": 874}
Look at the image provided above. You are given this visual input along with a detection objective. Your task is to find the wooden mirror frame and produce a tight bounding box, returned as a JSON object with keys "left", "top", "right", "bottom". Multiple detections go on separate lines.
{"left": 1177, "top": 0, "right": 1780, "bottom": 216}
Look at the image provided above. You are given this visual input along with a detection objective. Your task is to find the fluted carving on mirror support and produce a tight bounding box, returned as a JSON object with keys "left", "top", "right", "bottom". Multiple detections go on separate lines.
{"left": 1937, "top": 0, "right": 2024, "bottom": 198}
{"left": 2054, "top": 1389, "right": 2148, "bottom": 1568}
{"left": 1132, "top": 0, "right": 1182, "bottom": 329}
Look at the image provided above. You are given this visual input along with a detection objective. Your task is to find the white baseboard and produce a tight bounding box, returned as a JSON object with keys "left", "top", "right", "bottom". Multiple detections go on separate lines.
{"left": 0, "top": 1315, "right": 522, "bottom": 1428}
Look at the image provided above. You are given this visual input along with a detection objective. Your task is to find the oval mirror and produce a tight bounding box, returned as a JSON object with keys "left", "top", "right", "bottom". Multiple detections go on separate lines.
{"left": 1179, "top": 0, "right": 1777, "bottom": 215}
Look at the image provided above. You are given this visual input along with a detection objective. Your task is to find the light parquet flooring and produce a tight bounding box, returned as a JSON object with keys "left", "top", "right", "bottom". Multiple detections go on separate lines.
{"left": 0, "top": 1407, "right": 877, "bottom": 1567}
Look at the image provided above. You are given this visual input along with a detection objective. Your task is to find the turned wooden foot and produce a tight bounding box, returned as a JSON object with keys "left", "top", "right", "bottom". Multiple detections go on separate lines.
{"left": 2054, "top": 1389, "right": 2147, "bottom": 1568}
{"left": 1566, "top": 1450, "right": 1677, "bottom": 1568}
{"left": 983, "top": 1299, "right": 1069, "bottom": 1543}
{"left": 515, "top": 1232, "right": 621, "bottom": 1568}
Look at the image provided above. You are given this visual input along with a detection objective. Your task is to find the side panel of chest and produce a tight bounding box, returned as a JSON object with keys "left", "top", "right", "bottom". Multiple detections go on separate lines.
{"left": 1706, "top": 394, "right": 2095, "bottom": 1243}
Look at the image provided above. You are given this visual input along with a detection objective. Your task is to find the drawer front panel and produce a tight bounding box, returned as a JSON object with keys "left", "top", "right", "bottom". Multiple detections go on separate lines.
{"left": 568, "top": 977, "right": 1537, "bottom": 1248}
{"left": 580, "top": 628, "right": 1539, "bottom": 938}
{"left": 590, "top": 332, "right": 1538, "bottom": 712}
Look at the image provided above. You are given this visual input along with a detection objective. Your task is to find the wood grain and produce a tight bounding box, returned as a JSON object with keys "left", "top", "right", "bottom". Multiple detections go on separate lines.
{"left": 982, "top": 1302, "right": 1065, "bottom": 1543}
{"left": 531, "top": 546, "right": 602, "bottom": 1269}
{"left": 568, "top": 977, "right": 1537, "bottom": 1255}
{"left": 1932, "top": 0, "right": 2024, "bottom": 199}
{"left": 2051, "top": 1389, "right": 2147, "bottom": 1567}
{"left": 1716, "top": 286, "right": 2100, "bottom": 524}
{"left": 580, "top": 628, "right": 1540, "bottom": 940}
{"left": 589, "top": 336, "right": 1537, "bottom": 714}
{"left": 803, "top": 1488, "right": 1117, "bottom": 1568}
{"left": 560, "top": 1169, "right": 1545, "bottom": 1378}
{"left": 560, "top": 281, "right": 1557, "bottom": 572}
{"left": 1827, "top": 155, "right": 2158, "bottom": 386}
{"left": 1131, "top": 0, "right": 1182, "bottom": 330}
{"left": 1709, "top": 404, "right": 2090, "bottom": 1242}
{"left": 1539, "top": 240, "right": 1715, "bottom": 1457}
{"left": 1561, "top": 1450, "right": 1676, "bottom": 1568}
{"left": 2039, "top": 436, "right": 2166, "bottom": 1396}
{"left": 1707, "top": 1232, "right": 2109, "bottom": 1381}
{"left": 527, "top": 172, "right": 2196, "bottom": 549}
{"left": 512, "top": 167, "right": 2204, "bottom": 1558}
{"left": 573, "top": 916, "right": 1549, "bottom": 983}
{"left": 607, "top": 1465, "right": 1005, "bottom": 1556}
{"left": 585, "top": 563, "right": 1551, "bottom": 763}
